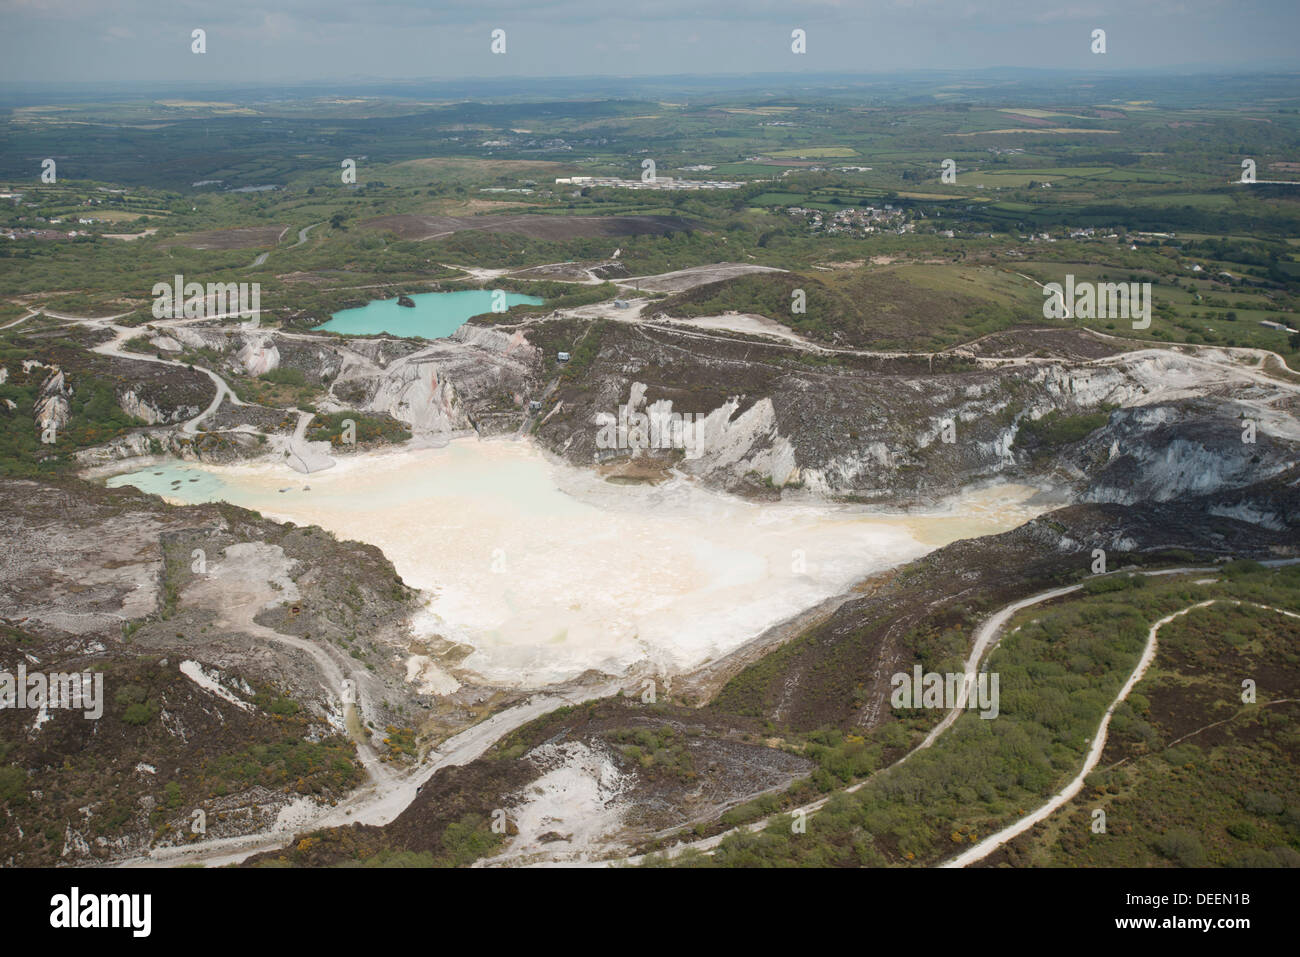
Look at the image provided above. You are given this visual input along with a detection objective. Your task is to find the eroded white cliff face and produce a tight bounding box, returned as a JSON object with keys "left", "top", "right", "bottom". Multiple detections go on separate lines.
{"left": 169, "top": 327, "right": 216, "bottom": 352}
{"left": 117, "top": 389, "right": 198, "bottom": 425}
{"left": 591, "top": 385, "right": 801, "bottom": 487}
{"left": 236, "top": 336, "right": 280, "bottom": 376}
{"left": 34, "top": 367, "right": 70, "bottom": 435}
{"left": 1207, "top": 502, "right": 1288, "bottom": 531}
{"left": 342, "top": 325, "right": 539, "bottom": 435}
{"left": 365, "top": 361, "right": 472, "bottom": 433}
{"left": 148, "top": 336, "right": 182, "bottom": 353}
{"left": 680, "top": 396, "right": 799, "bottom": 486}
{"left": 569, "top": 345, "right": 1298, "bottom": 504}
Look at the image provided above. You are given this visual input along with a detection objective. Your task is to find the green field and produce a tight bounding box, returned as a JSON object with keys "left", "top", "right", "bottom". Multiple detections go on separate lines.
{"left": 764, "top": 146, "right": 859, "bottom": 158}
{"left": 1, "top": 73, "right": 1297, "bottom": 359}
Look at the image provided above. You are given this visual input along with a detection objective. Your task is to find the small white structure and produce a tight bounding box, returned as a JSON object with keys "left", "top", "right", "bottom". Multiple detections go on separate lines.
{"left": 1260, "top": 319, "right": 1298, "bottom": 333}
{"left": 557, "top": 351, "right": 571, "bottom": 362}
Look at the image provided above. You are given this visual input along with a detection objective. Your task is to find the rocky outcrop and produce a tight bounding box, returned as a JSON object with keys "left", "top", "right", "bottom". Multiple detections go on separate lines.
{"left": 1074, "top": 404, "right": 1296, "bottom": 506}
{"left": 324, "top": 324, "right": 539, "bottom": 435}
{"left": 236, "top": 335, "right": 280, "bottom": 376}
{"left": 33, "top": 365, "right": 70, "bottom": 437}
{"left": 118, "top": 388, "right": 198, "bottom": 425}
{"left": 364, "top": 359, "right": 474, "bottom": 433}
{"left": 530, "top": 321, "right": 1300, "bottom": 507}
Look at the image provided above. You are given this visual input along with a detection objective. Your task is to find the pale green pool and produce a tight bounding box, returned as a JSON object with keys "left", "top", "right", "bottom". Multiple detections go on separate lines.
{"left": 314, "top": 290, "right": 543, "bottom": 338}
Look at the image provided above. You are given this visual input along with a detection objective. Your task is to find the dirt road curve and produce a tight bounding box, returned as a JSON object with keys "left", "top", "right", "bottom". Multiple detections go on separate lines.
{"left": 944, "top": 598, "right": 1300, "bottom": 867}
{"left": 131, "top": 679, "right": 624, "bottom": 868}
{"left": 621, "top": 565, "right": 1297, "bottom": 867}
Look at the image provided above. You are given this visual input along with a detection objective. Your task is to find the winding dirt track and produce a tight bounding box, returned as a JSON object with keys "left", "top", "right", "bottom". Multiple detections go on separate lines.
{"left": 944, "top": 598, "right": 1300, "bottom": 867}
{"left": 0, "top": 310, "right": 40, "bottom": 329}
{"left": 130, "top": 679, "right": 624, "bottom": 868}
{"left": 621, "top": 565, "right": 1300, "bottom": 866}
{"left": 37, "top": 309, "right": 247, "bottom": 435}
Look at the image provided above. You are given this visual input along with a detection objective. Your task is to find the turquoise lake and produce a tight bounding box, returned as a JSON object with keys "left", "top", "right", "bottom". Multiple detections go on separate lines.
{"left": 314, "top": 290, "right": 543, "bottom": 338}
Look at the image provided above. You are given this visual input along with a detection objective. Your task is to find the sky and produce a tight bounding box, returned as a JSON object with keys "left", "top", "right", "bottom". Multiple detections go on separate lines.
{"left": 1, "top": 0, "right": 1298, "bottom": 86}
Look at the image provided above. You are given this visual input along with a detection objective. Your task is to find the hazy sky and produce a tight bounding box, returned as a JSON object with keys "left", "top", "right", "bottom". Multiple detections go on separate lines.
{"left": 2, "top": 0, "right": 1298, "bottom": 86}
